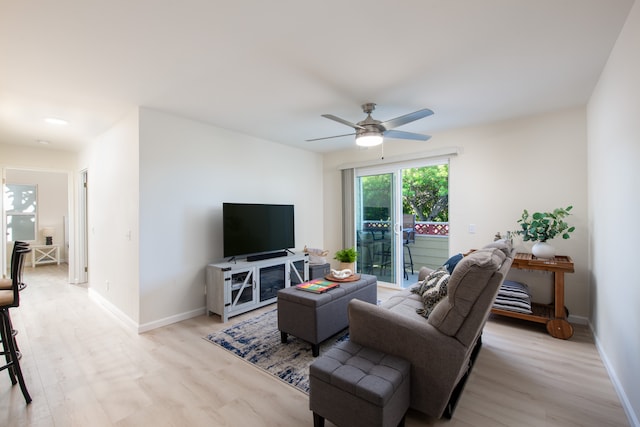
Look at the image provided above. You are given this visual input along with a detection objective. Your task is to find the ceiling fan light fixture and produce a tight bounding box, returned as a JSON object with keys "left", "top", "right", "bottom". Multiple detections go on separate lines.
{"left": 356, "top": 132, "right": 383, "bottom": 147}
{"left": 44, "top": 117, "right": 69, "bottom": 126}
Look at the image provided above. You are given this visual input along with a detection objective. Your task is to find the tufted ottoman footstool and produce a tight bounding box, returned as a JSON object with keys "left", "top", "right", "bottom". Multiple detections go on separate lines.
{"left": 309, "top": 341, "right": 410, "bottom": 427}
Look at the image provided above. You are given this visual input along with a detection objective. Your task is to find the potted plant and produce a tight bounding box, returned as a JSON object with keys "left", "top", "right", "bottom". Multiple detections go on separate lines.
{"left": 516, "top": 206, "right": 575, "bottom": 259}
{"left": 334, "top": 247, "right": 357, "bottom": 272}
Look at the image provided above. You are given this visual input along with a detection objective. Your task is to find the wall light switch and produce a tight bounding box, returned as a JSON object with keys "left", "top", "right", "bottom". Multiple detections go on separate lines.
{"left": 468, "top": 224, "right": 477, "bottom": 234}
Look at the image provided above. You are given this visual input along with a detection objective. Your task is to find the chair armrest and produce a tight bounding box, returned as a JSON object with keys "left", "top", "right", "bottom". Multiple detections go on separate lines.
{"left": 348, "top": 299, "right": 464, "bottom": 375}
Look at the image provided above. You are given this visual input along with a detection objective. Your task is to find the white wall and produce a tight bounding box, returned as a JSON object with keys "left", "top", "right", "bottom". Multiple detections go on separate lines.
{"left": 137, "top": 108, "right": 323, "bottom": 329}
{"left": 323, "top": 107, "right": 589, "bottom": 317}
{"left": 0, "top": 144, "right": 77, "bottom": 171}
{"left": 78, "top": 108, "right": 141, "bottom": 324}
{"left": 588, "top": 1, "right": 640, "bottom": 424}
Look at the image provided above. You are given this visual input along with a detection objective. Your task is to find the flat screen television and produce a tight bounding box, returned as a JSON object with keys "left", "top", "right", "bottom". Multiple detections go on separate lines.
{"left": 223, "top": 203, "right": 295, "bottom": 258}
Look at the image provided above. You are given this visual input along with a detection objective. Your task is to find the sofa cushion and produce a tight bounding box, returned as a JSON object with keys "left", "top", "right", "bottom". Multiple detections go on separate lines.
{"left": 381, "top": 290, "right": 425, "bottom": 319}
{"left": 427, "top": 247, "right": 506, "bottom": 337}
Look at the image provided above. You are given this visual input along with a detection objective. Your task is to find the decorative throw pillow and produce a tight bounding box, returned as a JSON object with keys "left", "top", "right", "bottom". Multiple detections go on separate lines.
{"left": 410, "top": 266, "right": 448, "bottom": 295}
{"left": 443, "top": 253, "right": 464, "bottom": 274}
{"left": 410, "top": 280, "right": 426, "bottom": 295}
{"left": 413, "top": 267, "right": 450, "bottom": 318}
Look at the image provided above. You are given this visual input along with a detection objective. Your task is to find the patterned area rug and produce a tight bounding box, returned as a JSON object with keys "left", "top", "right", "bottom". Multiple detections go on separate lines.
{"left": 204, "top": 309, "right": 348, "bottom": 394}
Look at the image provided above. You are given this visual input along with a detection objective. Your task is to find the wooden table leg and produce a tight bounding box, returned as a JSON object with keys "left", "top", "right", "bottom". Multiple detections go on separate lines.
{"left": 554, "top": 271, "right": 566, "bottom": 319}
{"left": 548, "top": 271, "right": 573, "bottom": 339}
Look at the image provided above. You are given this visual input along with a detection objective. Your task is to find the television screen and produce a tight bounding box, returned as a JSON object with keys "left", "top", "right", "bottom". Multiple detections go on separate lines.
{"left": 223, "top": 203, "right": 295, "bottom": 258}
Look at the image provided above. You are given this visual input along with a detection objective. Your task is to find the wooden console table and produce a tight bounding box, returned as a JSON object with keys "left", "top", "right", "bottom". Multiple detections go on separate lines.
{"left": 491, "top": 253, "right": 575, "bottom": 339}
{"left": 31, "top": 244, "right": 61, "bottom": 267}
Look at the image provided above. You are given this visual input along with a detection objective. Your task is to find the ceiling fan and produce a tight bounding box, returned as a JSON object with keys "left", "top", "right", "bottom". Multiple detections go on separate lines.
{"left": 307, "top": 103, "right": 434, "bottom": 146}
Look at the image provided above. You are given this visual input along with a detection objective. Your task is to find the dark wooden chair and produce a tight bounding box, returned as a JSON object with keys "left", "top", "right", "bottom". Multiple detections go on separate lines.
{"left": 0, "top": 246, "right": 32, "bottom": 403}
{"left": 0, "top": 241, "right": 29, "bottom": 291}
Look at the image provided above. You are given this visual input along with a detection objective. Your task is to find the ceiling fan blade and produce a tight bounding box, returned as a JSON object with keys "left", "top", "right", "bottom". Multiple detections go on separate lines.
{"left": 306, "top": 132, "right": 356, "bottom": 142}
{"left": 381, "top": 108, "right": 434, "bottom": 130}
{"left": 322, "top": 114, "right": 365, "bottom": 130}
{"left": 384, "top": 129, "right": 432, "bottom": 141}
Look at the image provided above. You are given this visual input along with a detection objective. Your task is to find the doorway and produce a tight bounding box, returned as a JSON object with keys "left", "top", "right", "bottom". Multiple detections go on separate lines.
{"left": 355, "top": 160, "right": 449, "bottom": 287}
{"left": 3, "top": 168, "right": 72, "bottom": 279}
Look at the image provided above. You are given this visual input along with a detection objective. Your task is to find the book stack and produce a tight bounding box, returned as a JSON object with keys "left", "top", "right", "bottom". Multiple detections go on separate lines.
{"left": 295, "top": 279, "right": 340, "bottom": 293}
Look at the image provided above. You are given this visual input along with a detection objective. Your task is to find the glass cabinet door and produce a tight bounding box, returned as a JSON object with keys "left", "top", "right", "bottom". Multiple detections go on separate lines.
{"left": 290, "top": 259, "right": 306, "bottom": 285}
{"left": 228, "top": 268, "right": 255, "bottom": 310}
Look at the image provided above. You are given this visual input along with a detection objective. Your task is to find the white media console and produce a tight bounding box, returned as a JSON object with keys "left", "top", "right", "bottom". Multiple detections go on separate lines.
{"left": 206, "top": 252, "right": 309, "bottom": 322}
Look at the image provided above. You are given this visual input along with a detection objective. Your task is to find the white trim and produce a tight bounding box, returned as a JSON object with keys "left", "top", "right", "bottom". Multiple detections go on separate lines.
{"left": 88, "top": 288, "right": 206, "bottom": 334}
{"left": 89, "top": 287, "right": 207, "bottom": 333}
{"left": 591, "top": 322, "right": 640, "bottom": 427}
{"left": 88, "top": 288, "right": 138, "bottom": 333}
{"left": 137, "top": 307, "right": 206, "bottom": 333}
{"left": 338, "top": 146, "right": 461, "bottom": 170}
{"left": 567, "top": 314, "right": 589, "bottom": 325}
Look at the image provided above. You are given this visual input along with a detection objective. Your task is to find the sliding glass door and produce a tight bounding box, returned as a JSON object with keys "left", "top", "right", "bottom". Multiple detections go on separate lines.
{"left": 354, "top": 160, "right": 449, "bottom": 287}
{"left": 356, "top": 172, "right": 397, "bottom": 284}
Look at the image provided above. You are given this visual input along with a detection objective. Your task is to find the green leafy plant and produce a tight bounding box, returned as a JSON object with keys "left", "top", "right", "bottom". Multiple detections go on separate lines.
{"left": 334, "top": 247, "right": 357, "bottom": 263}
{"left": 516, "top": 206, "right": 575, "bottom": 242}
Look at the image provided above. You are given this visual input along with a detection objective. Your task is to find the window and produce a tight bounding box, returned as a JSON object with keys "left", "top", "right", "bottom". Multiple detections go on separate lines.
{"left": 4, "top": 184, "right": 37, "bottom": 242}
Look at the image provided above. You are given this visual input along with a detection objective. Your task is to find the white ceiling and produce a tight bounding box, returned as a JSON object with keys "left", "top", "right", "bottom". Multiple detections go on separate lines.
{"left": 0, "top": 0, "right": 634, "bottom": 153}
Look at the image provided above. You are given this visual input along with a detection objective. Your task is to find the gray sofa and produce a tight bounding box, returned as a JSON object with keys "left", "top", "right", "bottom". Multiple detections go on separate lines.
{"left": 347, "top": 242, "right": 515, "bottom": 418}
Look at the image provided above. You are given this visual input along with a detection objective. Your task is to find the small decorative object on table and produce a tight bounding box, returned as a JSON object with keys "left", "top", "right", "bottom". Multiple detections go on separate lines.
{"left": 304, "top": 246, "right": 329, "bottom": 265}
{"left": 516, "top": 205, "right": 575, "bottom": 259}
{"left": 329, "top": 268, "right": 352, "bottom": 279}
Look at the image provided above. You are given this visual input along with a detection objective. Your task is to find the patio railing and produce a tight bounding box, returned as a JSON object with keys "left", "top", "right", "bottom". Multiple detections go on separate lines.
{"left": 415, "top": 221, "right": 449, "bottom": 236}
{"left": 362, "top": 220, "right": 449, "bottom": 236}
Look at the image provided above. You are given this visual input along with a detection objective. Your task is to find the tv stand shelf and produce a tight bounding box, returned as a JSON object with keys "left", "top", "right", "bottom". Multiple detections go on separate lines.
{"left": 206, "top": 252, "right": 309, "bottom": 322}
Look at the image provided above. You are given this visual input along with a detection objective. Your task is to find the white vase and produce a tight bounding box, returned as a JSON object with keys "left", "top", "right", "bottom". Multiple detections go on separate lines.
{"left": 532, "top": 241, "right": 556, "bottom": 259}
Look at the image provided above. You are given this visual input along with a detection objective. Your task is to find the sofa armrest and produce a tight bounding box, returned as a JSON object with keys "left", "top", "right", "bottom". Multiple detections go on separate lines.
{"left": 417, "top": 266, "right": 433, "bottom": 281}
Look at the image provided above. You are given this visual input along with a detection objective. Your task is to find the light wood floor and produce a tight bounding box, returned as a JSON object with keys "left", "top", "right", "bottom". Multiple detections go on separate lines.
{"left": 1, "top": 265, "right": 629, "bottom": 426}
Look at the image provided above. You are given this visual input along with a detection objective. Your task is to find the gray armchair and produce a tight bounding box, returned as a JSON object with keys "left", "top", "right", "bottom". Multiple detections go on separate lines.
{"left": 347, "top": 244, "right": 514, "bottom": 418}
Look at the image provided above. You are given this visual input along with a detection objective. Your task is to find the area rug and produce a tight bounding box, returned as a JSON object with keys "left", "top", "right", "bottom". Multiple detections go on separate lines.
{"left": 204, "top": 309, "right": 348, "bottom": 394}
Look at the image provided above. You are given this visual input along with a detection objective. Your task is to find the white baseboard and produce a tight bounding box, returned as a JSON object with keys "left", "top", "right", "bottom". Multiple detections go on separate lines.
{"left": 137, "top": 307, "right": 206, "bottom": 333}
{"left": 88, "top": 288, "right": 138, "bottom": 333}
{"left": 568, "top": 314, "right": 588, "bottom": 325}
{"left": 590, "top": 322, "right": 640, "bottom": 427}
{"left": 88, "top": 289, "right": 205, "bottom": 334}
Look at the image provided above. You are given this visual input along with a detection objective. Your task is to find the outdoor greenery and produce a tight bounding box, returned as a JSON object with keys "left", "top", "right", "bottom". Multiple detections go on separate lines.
{"left": 360, "top": 165, "right": 449, "bottom": 222}
{"left": 334, "top": 247, "right": 357, "bottom": 263}
{"left": 516, "top": 206, "right": 575, "bottom": 242}
{"left": 402, "top": 165, "right": 449, "bottom": 221}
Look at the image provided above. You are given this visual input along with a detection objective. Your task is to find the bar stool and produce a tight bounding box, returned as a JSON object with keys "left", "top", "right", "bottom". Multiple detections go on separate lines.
{"left": 0, "top": 241, "right": 29, "bottom": 291}
{"left": 0, "top": 246, "right": 32, "bottom": 404}
{"left": 0, "top": 242, "right": 29, "bottom": 344}
{"left": 402, "top": 215, "right": 415, "bottom": 280}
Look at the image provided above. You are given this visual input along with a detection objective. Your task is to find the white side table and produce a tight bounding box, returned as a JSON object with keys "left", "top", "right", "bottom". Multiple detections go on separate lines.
{"left": 31, "top": 245, "right": 61, "bottom": 267}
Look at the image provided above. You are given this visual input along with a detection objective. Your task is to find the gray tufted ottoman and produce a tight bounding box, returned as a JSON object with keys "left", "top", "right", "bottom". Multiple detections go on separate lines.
{"left": 277, "top": 274, "right": 377, "bottom": 356}
{"left": 309, "top": 341, "right": 410, "bottom": 427}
